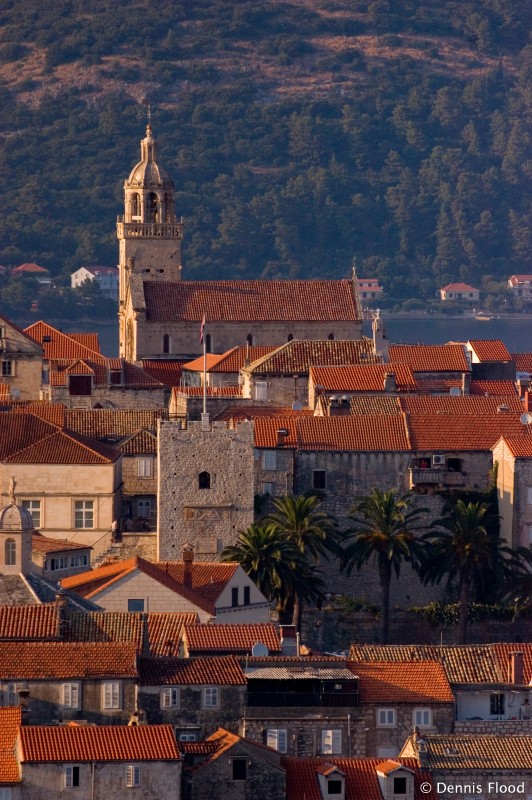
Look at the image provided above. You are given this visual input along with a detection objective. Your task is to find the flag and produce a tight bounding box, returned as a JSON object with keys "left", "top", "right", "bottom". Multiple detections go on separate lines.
{"left": 200, "top": 314, "right": 206, "bottom": 344}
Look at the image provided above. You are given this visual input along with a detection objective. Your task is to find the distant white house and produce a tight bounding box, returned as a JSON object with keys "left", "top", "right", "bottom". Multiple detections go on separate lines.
{"left": 440, "top": 282, "right": 479, "bottom": 302}
{"left": 508, "top": 275, "right": 532, "bottom": 299}
{"left": 71, "top": 266, "right": 119, "bottom": 300}
{"left": 356, "top": 277, "right": 384, "bottom": 300}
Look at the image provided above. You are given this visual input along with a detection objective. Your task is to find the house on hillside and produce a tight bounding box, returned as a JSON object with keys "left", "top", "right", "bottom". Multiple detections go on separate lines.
{"left": 71, "top": 265, "right": 119, "bottom": 300}
{"left": 508, "top": 274, "right": 532, "bottom": 299}
{"left": 439, "top": 282, "right": 479, "bottom": 302}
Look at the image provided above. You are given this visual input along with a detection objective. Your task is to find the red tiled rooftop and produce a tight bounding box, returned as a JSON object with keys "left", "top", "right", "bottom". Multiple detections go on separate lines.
{"left": 209, "top": 346, "right": 277, "bottom": 373}
{"left": 254, "top": 415, "right": 411, "bottom": 452}
{"left": 468, "top": 339, "right": 512, "bottom": 362}
{"left": 143, "top": 280, "right": 360, "bottom": 322}
{"left": 469, "top": 380, "right": 517, "bottom": 397}
{"left": 495, "top": 435, "right": 532, "bottom": 458}
{"left": 406, "top": 412, "right": 523, "bottom": 451}
{"left": 246, "top": 339, "right": 380, "bottom": 375}
{"left": 0, "top": 707, "right": 22, "bottom": 782}
{"left": 389, "top": 344, "right": 470, "bottom": 373}
{"left": 19, "top": 724, "right": 180, "bottom": 763}
{"left": 25, "top": 321, "right": 104, "bottom": 362}
{"left": 139, "top": 655, "right": 246, "bottom": 686}
{"left": 0, "top": 642, "right": 137, "bottom": 679}
{"left": 349, "top": 661, "right": 454, "bottom": 704}
{"left": 512, "top": 353, "right": 532, "bottom": 372}
{"left": 64, "top": 409, "right": 168, "bottom": 440}
{"left": 441, "top": 282, "right": 477, "bottom": 292}
{"left": 141, "top": 360, "right": 186, "bottom": 386}
{"left": 4, "top": 429, "right": 119, "bottom": 464}
{"left": 310, "top": 364, "right": 415, "bottom": 392}
{"left": 14, "top": 262, "right": 49, "bottom": 273}
{"left": 400, "top": 395, "right": 523, "bottom": 414}
{"left": 182, "top": 353, "right": 228, "bottom": 371}
{"left": 0, "top": 604, "right": 59, "bottom": 641}
{"left": 172, "top": 385, "right": 242, "bottom": 397}
{"left": 213, "top": 405, "right": 313, "bottom": 423}
{"left": 0, "top": 413, "right": 60, "bottom": 460}
{"left": 184, "top": 624, "right": 281, "bottom": 654}
{"left": 31, "top": 534, "right": 91, "bottom": 555}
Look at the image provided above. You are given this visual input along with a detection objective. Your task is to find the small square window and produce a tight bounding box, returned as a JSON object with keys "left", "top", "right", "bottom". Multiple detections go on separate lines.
{"left": 74, "top": 500, "right": 94, "bottom": 529}
{"left": 267, "top": 728, "right": 287, "bottom": 753}
{"left": 413, "top": 708, "right": 432, "bottom": 727}
{"left": 21, "top": 500, "right": 41, "bottom": 528}
{"left": 1, "top": 361, "right": 13, "bottom": 377}
{"left": 393, "top": 776, "right": 407, "bottom": 795}
{"left": 161, "top": 687, "right": 179, "bottom": 709}
{"left": 328, "top": 780, "right": 343, "bottom": 795}
{"left": 262, "top": 450, "right": 277, "bottom": 471}
{"left": 125, "top": 765, "right": 140, "bottom": 788}
{"left": 312, "top": 470, "right": 326, "bottom": 490}
{"left": 377, "top": 708, "right": 396, "bottom": 727}
{"left": 262, "top": 482, "right": 273, "bottom": 495}
{"left": 65, "top": 765, "right": 80, "bottom": 788}
{"left": 255, "top": 381, "right": 268, "bottom": 400}
{"left": 202, "top": 686, "right": 219, "bottom": 708}
{"left": 232, "top": 758, "right": 247, "bottom": 781}
{"left": 137, "top": 457, "right": 153, "bottom": 478}
{"left": 321, "top": 729, "right": 342, "bottom": 755}
{"left": 127, "top": 599, "right": 144, "bottom": 612}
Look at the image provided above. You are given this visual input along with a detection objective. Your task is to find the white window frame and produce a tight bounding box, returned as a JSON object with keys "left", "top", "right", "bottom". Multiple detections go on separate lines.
{"left": 137, "top": 457, "right": 153, "bottom": 478}
{"left": 21, "top": 499, "right": 41, "bottom": 528}
{"left": 254, "top": 380, "right": 268, "bottom": 400}
{"left": 262, "top": 482, "right": 274, "bottom": 495}
{"left": 413, "top": 708, "right": 432, "bottom": 728}
{"left": 202, "top": 686, "right": 219, "bottom": 708}
{"left": 267, "top": 728, "right": 287, "bottom": 753}
{"left": 64, "top": 764, "right": 80, "bottom": 788}
{"left": 74, "top": 500, "right": 94, "bottom": 529}
{"left": 101, "top": 681, "right": 121, "bottom": 710}
{"left": 125, "top": 765, "right": 140, "bottom": 788}
{"left": 62, "top": 682, "right": 80, "bottom": 709}
{"left": 321, "top": 729, "right": 342, "bottom": 755}
{"left": 161, "top": 687, "right": 180, "bottom": 709}
{"left": 178, "top": 732, "right": 198, "bottom": 742}
{"left": 1, "top": 361, "right": 14, "bottom": 377}
{"left": 377, "top": 708, "right": 396, "bottom": 727}
{"left": 262, "top": 450, "right": 277, "bottom": 471}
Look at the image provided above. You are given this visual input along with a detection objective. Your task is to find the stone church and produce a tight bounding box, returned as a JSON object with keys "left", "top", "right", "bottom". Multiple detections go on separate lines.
{"left": 118, "top": 126, "right": 363, "bottom": 361}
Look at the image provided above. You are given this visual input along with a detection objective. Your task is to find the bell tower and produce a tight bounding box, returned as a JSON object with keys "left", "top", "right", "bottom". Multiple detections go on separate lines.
{"left": 117, "top": 125, "right": 184, "bottom": 356}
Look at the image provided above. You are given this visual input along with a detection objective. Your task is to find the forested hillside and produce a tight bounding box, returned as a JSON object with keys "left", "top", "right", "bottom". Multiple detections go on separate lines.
{"left": 0, "top": 0, "right": 530, "bottom": 304}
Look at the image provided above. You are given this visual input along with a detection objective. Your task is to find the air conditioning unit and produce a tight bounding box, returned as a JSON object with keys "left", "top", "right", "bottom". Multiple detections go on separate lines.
{"left": 432, "top": 454, "right": 446, "bottom": 467}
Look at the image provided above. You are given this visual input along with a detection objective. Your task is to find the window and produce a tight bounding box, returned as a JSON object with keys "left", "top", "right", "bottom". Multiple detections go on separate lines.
{"left": 69, "top": 375, "right": 92, "bottom": 396}
{"left": 262, "top": 450, "right": 277, "bottom": 471}
{"left": 490, "top": 693, "right": 505, "bottom": 716}
{"left": 202, "top": 686, "right": 219, "bottom": 708}
{"left": 125, "top": 765, "right": 140, "bottom": 788}
{"left": 246, "top": 333, "right": 253, "bottom": 346}
{"left": 161, "top": 687, "right": 179, "bottom": 709}
{"left": 328, "top": 333, "right": 334, "bottom": 340}
{"left": 231, "top": 587, "right": 239, "bottom": 607}
{"left": 413, "top": 708, "right": 432, "bottom": 727}
{"left": 527, "top": 487, "right": 532, "bottom": 505}
{"left": 243, "top": 586, "right": 250, "bottom": 606}
{"left": 321, "top": 729, "right": 342, "bottom": 755}
{"left": 62, "top": 682, "right": 80, "bottom": 709}
{"left": 312, "top": 470, "right": 326, "bottom": 490}
{"left": 232, "top": 759, "right": 247, "bottom": 781}
{"left": 163, "top": 334, "right": 170, "bottom": 354}
{"left": 205, "top": 334, "right": 212, "bottom": 353}
{"left": 137, "top": 457, "right": 153, "bottom": 478}
{"left": 262, "top": 482, "right": 273, "bottom": 495}
{"left": 267, "top": 728, "right": 287, "bottom": 753}
{"left": 0, "top": 789, "right": 12, "bottom": 800}
{"left": 393, "top": 777, "right": 407, "bottom": 795}
{"left": 254, "top": 381, "right": 268, "bottom": 400}
{"left": 287, "top": 334, "right": 293, "bottom": 342}
{"left": 102, "top": 681, "right": 121, "bottom": 709}
{"left": 128, "top": 599, "right": 144, "bottom": 612}
{"left": 328, "top": 780, "right": 343, "bottom": 795}
{"left": 199, "top": 471, "right": 211, "bottom": 489}
{"left": 74, "top": 501, "right": 94, "bottom": 529}
{"left": 1, "top": 361, "right": 13, "bottom": 376}
{"left": 377, "top": 708, "right": 396, "bottom": 727}
{"left": 178, "top": 732, "right": 198, "bottom": 742}
{"left": 65, "top": 765, "right": 80, "bottom": 788}
{"left": 4, "top": 539, "right": 16, "bottom": 566}
{"left": 137, "top": 499, "right": 152, "bottom": 520}
{"left": 22, "top": 500, "right": 41, "bottom": 528}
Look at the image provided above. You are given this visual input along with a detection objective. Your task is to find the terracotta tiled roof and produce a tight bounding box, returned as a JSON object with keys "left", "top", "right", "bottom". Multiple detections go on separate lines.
{"left": 0, "top": 604, "right": 59, "bottom": 641}
{"left": 0, "top": 383, "right": 10, "bottom": 397}
{"left": 399, "top": 395, "right": 523, "bottom": 414}
{"left": 64, "top": 359, "right": 94, "bottom": 375}
{"left": 183, "top": 624, "right": 281, "bottom": 654}
{"left": 144, "top": 280, "right": 360, "bottom": 322}
{"left": 441, "top": 282, "right": 477, "bottom": 292}
{"left": 509, "top": 275, "right": 532, "bottom": 285}
{"left": 495, "top": 435, "right": 532, "bottom": 457}
{"left": 349, "top": 661, "right": 454, "bottom": 704}
{"left": 491, "top": 644, "right": 532, "bottom": 683}
{"left": 32, "top": 534, "right": 91, "bottom": 555}
{"left": 213, "top": 405, "right": 313, "bottom": 422}
{"left": 389, "top": 344, "right": 470, "bottom": 373}
{"left": 310, "top": 364, "right": 416, "bottom": 392}
{"left": 14, "top": 262, "right": 49, "bottom": 273}
{"left": 122, "top": 360, "right": 164, "bottom": 387}
{"left": 209, "top": 346, "right": 277, "bottom": 373}
{"left": 139, "top": 655, "right": 246, "bottom": 686}
{"left": 406, "top": 412, "right": 523, "bottom": 451}
{"left": 155, "top": 561, "right": 239, "bottom": 605}
{"left": 0, "top": 707, "right": 21, "bottom": 782}
{"left": 182, "top": 353, "right": 228, "bottom": 371}
{"left": 407, "top": 734, "right": 532, "bottom": 770}
{"left": 283, "top": 757, "right": 437, "bottom": 800}
{"left": 141, "top": 360, "right": 186, "bottom": 386}
{"left": 346, "top": 396, "right": 402, "bottom": 415}
{"left": 117, "top": 428, "right": 157, "bottom": 455}
{"left": 512, "top": 353, "right": 532, "bottom": 372}
{"left": 0, "top": 642, "right": 137, "bottom": 679}
{"left": 67, "top": 332, "right": 101, "bottom": 352}
{"left": 253, "top": 417, "right": 299, "bottom": 448}
{"left": 25, "top": 321, "right": 104, "bottom": 362}
{"left": 246, "top": 339, "right": 380, "bottom": 375}
{"left": 412, "top": 377, "right": 463, "bottom": 393}
{"left": 19, "top": 724, "right": 180, "bottom": 763}
{"left": 0, "top": 413, "right": 59, "bottom": 459}
{"left": 178, "top": 741, "right": 220, "bottom": 755}
{"left": 143, "top": 612, "right": 199, "bottom": 657}
{"left": 172, "top": 385, "right": 242, "bottom": 397}
{"left": 469, "top": 380, "right": 518, "bottom": 396}
{"left": 64, "top": 409, "right": 168, "bottom": 440}
{"left": 10, "top": 402, "right": 66, "bottom": 426}
{"left": 468, "top": 339, "right": 512, "bottom": 362}
{"left": 254, "top": 415, "right": 411, "bottom": 451}
{"left": 4, "top": 429, "right": 120, "bottom": 464}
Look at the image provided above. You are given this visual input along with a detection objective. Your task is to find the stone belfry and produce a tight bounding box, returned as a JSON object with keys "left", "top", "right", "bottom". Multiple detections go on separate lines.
{"left": 117, "top": 125, "right": 184, "bottom": 357}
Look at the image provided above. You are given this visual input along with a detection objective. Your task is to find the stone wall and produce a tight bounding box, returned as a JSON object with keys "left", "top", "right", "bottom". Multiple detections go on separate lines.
{"left": 362, "top": 704, "right": 454, "bottom": 758}
{"left": 454, "top": 719, "right": 532, "bottom": 735}
{"left": 139, "top": 684, "right": 245, "bottom": 739}
{"left": 24, "top": 678, "right": 137, "bottom": 726}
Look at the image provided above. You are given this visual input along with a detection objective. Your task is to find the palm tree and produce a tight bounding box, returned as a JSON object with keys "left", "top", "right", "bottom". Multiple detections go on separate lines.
{"left": 265, "top": 495, "right": 339, "bottom": 630}
{"left": 341, "top": 489, "right": 428, "bottom": 644}
{"left": 421, "top": 499, "right": 511, "bottom": 644}
{"left": 501, "top": 545, "right": 532, "bottom": 622}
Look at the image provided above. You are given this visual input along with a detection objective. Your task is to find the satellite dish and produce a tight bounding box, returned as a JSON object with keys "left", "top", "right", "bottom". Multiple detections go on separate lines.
{"left": 520, "top": 413, "right": 532, "bottom": 425}
{"left": 292, "top": 402, "right": 302, "bottom": 411}
{"left": 10, "top": 388, "right": 21, "bottom": 399}
{"left": 251, "top": 642, "right": 269, "bottom": 657}
{"left": 449, "top": 387, "right": 461, "bottom": 396}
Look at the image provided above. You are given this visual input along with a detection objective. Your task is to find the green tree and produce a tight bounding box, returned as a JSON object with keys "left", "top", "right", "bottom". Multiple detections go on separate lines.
{"left": 341, "top": 489, "right": 428, "bottom": 644}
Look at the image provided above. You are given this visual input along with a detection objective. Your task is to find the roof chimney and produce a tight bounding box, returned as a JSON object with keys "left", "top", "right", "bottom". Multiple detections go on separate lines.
{"left": 279, "top": 625, "right": 298, "bottom": 656}
{"left": 525, "top": 392, "right": 532, "bottom": 413}
{"left": 277, "top": 428, "right": 289, "bottom": 446}
{"left": 183, "top": 543, "right": 194, "bottom": 590}
{"left": 55, "top": 589, "right": 68, "bottom": 639}
{"left": 508, "top": 651, "right": 525, "bottom": 684}
{"left": 383, "top": 372, "right": 396, "bottom": 393}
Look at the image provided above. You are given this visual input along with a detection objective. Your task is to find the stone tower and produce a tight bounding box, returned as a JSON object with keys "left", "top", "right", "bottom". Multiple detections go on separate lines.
{"left": 117, "top": 125, "right": 184, "bottom": 358}
{"left": 0, "top": 478, "right": 34, "bottom": 576}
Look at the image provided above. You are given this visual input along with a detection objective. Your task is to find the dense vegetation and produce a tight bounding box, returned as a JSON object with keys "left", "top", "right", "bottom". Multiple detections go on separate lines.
{"left": 0, "top": 0, "right": 530, "bottom": 306}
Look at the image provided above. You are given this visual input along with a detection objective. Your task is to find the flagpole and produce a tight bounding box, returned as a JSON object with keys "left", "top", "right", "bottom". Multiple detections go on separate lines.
{"left": 202, "top": 315, "right": 207, "bottom": 416}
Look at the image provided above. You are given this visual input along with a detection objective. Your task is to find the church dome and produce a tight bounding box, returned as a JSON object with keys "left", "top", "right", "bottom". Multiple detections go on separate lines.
{"left": 0, "top": 503, "right": 34, "bottom": 531}
{"left": 125, "top": 124, "right": 174, "bottom": 189}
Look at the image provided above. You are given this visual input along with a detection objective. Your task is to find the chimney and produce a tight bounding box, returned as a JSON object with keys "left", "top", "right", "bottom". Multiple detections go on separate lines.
{"left": 525, "top": 392, "right": 532, "bottom": 412}
{"left": 18, "top": 688, "right": 30, "bottom": 721}
{"left": 508, "top": 651, "right": 525, "bottom": 684}
{"left": 182, "top": 543, "right": 194, "bottom": 590}
{"left": 279, "top": 625, "right": 298, "bottom": 656}
{"left": 383, "top": 372, "right": 396, "bottom": 393}
{"left": 277, "top": 428, "right": 289, "bottom": 446}
{"left": 461, "top": 372, "right": 470, "bottom": 394}
{"left": 372, "top": 311, "right": 389, "bottom": 362}
{"left": 55, "top": 589, "right": 68, "bottom": 639}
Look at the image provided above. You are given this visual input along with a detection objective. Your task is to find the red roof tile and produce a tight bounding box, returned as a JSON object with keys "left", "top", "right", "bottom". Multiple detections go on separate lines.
{"left": 412, "top": 377, "right": 463, "bottom": 393}
{"left": 491, "top": 643, "right": 532, "bottom": 683}
{"left": 389, "top": 344, "right": 470, "bottom": 373}
{"left": 213, "top": 405, "right": 313, "bottom": 423}
{"left": 468, "top": 339, "right": 512, "bottom": 362}
{"left": 64, "top": 409, "right": 168, "bottom": 440}
{"left": 246, "top": 339, "right": 380, "bottom": 375}
{"left": 0, "top": 642, "right": 137, "bottom": 679}
{"left": 141, "top": 360, "right": 186, "bottom": 386}
{"left": 495, "top": 435, "right": 532, "bottom": 457}
{"left": 349, "top": 662, "right": 454, "bottom": 704}
{"left": 400, "top": 395, "right": 523, "bottom": 414}
{"left": 441, "top": 282, "right": 477, "bottom": 292}
{"left": 254, "top": 415, "right": 411, "bottom": 451}
{"left": 182, "top": 353, "right": 228, "bottom": 371}
{"left": 122, "top": 360, "right": 164, "bottom": 387}
{"left": 144, "top": 280, "right": 360, "bottom": 322}
{"left": 139, "top": 655, "right": 246, "bottom": 685}
{"left": 117, "top": 428, "right": 157, "bottom": 455}
{"left": 183, "top": 624, "right": 281, "bottom": 654}
{"left": 155, "top": 561, "right": 239, "bottom": 605}
{"left": 25, "top": 322, "right": 104, "bottom": 362}
{"left": 0, "top": 707, "right": 21, "bottom": 782}
{"left": 19, "top": 724, "right": 180, "bottom": 763}
{"left": 172, "top": 385, "right": 242, "bottom": 397}
{"left": 406, "top": 412, "right": 523, "bottom": 451}
{"left": 209, "top": 346, "right": 277, "bottom": 373}
{"left": 345, "top": 397, "right": 402, "bottom": 415}
{"left": 0, "top": 413, "right": 60, "bottom": 460}
{"left": 67, "top": 332, "right": 101, "bottom": 353}
{"left": 14, "top": 262, "right": 48, "bottom": 273}
{"left": 31, "top": 534, "right": 91, "bottom": 555}
{"left": 310, "top": 364, "right": 415, "bottom": 392}
{"left": 10, "top": 402, "right": 66, "bottom": 426}
{"left": 0, "top": 604, "right": 59, "bottom": 641}
{"left": 512, "top": 353, "right": 532, "bottom": 372}
{"left": 469, "top": 380, "right": 518, "bottom": 396}
{"left": 4, "top": 429, "right": 119, "bottom": 464}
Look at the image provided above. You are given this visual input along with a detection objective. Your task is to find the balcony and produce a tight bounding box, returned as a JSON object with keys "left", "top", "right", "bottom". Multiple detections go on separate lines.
{"left": 409, "top": 467, "right": 465, "bottom": 489}
{"left": 116, "top": 220, "right": 183, "bottom": 239}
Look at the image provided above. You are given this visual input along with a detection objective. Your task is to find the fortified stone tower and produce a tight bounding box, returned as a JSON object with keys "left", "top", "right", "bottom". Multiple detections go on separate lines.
{"left": 117, "top": 125, "right": 184, "bottom": 358}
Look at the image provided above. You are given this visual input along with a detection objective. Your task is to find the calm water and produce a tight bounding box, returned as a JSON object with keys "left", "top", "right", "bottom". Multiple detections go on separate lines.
{"left": 31, "top": 315, "right": 532, "bottom": 358}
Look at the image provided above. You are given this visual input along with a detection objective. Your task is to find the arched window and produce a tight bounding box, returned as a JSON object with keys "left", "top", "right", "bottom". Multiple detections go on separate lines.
{"left": 5, "top": 539, "right": 16, "bottom": 566}
{"left": 148, "top": 192, "right": 159, "bottom": 223}
{"left": 246, "top": 333, "right": 253, "bottom": 346}
{"left": 199, "top": 471, "right": 211, "bottom": 490}
{"left": 287, "top": 333, "right": 294, "bottom": 342}
{"left": 205, "top": 334, "right": 212, "bottom": 353}
{"left": 163, "top": 334, "right": 170, "bottom": 354}
{"left": 328, "top": 333, "right": 335, "bottom": 340}
{"left": 132, "top": 193, "right": 141, "bottom": 221}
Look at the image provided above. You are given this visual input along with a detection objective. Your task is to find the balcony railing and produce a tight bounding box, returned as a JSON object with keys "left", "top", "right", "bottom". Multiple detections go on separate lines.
{"left": 246, "top": 691, "right": 359, "bottom": 708}
{"left": 116, "top": 221, "right": 183, "bottom": 238}
{"left": 409, "top": 468, "right": 465, "bottom": 489}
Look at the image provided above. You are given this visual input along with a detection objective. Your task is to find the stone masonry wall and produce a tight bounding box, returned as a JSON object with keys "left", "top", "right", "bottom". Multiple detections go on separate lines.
{"left": 139, "top": 685, "right": 245, "bottom": 738}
